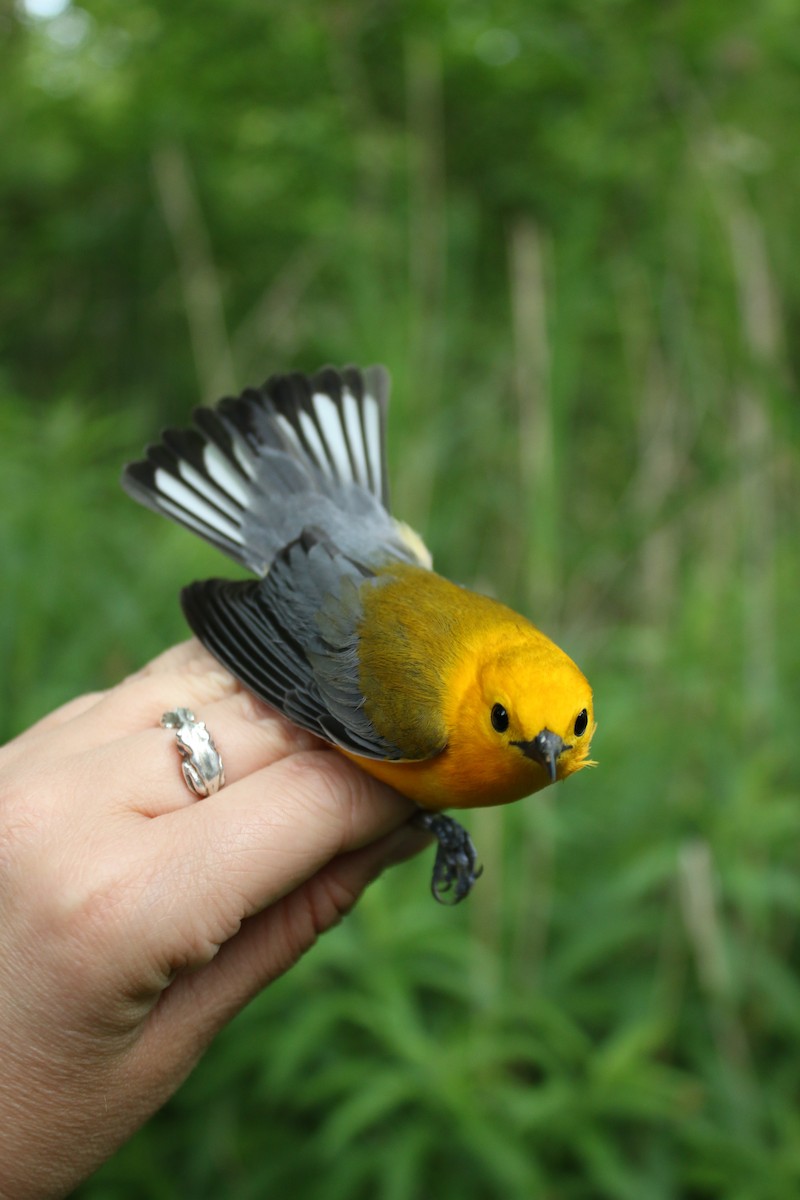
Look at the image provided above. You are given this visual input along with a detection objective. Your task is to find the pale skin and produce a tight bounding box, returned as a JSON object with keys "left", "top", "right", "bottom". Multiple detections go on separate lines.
{"left": 0, "top": 641, "right": 427, "bottom": 1200}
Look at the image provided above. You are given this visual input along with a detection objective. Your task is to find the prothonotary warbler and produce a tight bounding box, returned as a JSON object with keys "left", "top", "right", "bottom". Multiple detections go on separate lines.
{"left": 123, "top": 365, "right": 596, "bottom": 902}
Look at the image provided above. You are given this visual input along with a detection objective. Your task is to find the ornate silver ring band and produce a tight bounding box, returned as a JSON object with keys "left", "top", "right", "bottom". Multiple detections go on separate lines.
{"left": 161, "top": 708, "right": 225, "bottom": 798}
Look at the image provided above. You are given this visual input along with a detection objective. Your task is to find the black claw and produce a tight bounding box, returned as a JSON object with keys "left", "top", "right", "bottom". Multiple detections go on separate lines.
{"left": 411, "top": 810, "right": 483, "bottom": 904}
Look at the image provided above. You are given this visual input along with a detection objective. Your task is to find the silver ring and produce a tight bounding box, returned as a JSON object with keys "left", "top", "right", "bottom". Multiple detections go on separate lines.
{"left": 161, "top": 708, "right": 225, "bottom": 797}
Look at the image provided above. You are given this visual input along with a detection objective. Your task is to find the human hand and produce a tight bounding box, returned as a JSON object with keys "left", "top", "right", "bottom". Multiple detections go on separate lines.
{"left": 0, "top": 641, "right": 425, "bottom": 1199}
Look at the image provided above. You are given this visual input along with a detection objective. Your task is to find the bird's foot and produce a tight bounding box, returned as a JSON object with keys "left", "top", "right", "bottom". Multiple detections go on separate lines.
{"left": 411, "top": 810, "right": 483, "bottom": 904}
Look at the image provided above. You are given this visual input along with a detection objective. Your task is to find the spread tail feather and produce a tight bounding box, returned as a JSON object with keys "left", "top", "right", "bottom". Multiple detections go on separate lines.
{"left": 122, "top": 365, "right": 407, "bottom": 575}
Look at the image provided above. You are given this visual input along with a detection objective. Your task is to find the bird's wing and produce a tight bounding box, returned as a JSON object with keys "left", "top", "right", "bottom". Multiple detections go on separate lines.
{"left": 181, "top": 532, "right": 444, "bottom": 762}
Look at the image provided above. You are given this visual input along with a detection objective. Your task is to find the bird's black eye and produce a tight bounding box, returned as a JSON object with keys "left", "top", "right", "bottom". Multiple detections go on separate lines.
{"left": 574, "top": 708, "right": 588, "bottom": 737}
{"left": 491, "top": 703, "right": 509, "bottom": 733}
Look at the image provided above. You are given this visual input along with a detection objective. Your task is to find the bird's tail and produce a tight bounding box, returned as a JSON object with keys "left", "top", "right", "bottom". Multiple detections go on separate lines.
{"left": 121, "top": 365, "right": 405, "bottom": 575}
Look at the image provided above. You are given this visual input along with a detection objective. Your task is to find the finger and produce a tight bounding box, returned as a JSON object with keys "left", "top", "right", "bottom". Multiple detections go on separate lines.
{"left": 7, "top": 641, "right": 250, "bottom": 764}
{"left": 140, "top": 751, "right": 417, "bottom": 959}
{"left": 125, "top": 637, "right": 221, "bottom": 683}
{"left": 75, "top": 640, "right": 242, "bottom": 746}
{"left": 90, "top": 691, "right": 323, "bottom": 817}
{"left": 140, "top": 823, "right": 431, "bottom": 1066}
{"left": 3, "top": 691, "right": 106, "bottom": 756}
{"left": 182, "top": 748, "right": 417, "bottom": 907}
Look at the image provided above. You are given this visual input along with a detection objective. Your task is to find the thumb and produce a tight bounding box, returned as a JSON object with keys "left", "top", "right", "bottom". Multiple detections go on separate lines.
{"left": 135, "top": 822, "right": 432, "bottom": 1074}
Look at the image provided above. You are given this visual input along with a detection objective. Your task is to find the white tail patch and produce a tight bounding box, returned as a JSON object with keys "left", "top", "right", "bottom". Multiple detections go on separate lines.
{"left": 274, "top": 414, "right": 305, "bottom": 460}
{"left": 203, "top": 443, "right": 253, "bottom": 506}
{"left": 312, "top": 391, "right": 353, "bottom": 483}
{"left": 231, "top": 435, "right": 257, "bottom": 476}
{"left": 298, "top": 409, "right": 329, "bottom": 471}
{"left": 175, "top": 459, "right": 241, "bottom": 522}
{"left": 154, "top": 468, "right": 244, "bottom": 544}
{"left": 361, "top": 392, "right": 383, "bottom": 498}
{"left": 342, "top": 387, "right": 369, "bottom": 486}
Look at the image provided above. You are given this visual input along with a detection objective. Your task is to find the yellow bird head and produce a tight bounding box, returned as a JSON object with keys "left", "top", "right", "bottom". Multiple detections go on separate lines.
{"left": 437, "top": 622, "right": 596, "bottom": 809}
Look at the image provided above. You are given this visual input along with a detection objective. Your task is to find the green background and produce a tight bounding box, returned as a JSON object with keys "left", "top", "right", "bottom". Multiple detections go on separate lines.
{"left": 3, "top": 0, "right": 800, "bottom": 1195}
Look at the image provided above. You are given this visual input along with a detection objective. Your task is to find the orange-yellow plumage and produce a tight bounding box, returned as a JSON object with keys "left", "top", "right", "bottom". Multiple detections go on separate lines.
{"left": 343, "top": 563, "right": 595, "bottom": 809}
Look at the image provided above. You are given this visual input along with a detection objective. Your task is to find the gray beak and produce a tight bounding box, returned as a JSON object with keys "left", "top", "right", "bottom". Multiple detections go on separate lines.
{"left": 513, "top": 728, "right": 568, "bottom": 783}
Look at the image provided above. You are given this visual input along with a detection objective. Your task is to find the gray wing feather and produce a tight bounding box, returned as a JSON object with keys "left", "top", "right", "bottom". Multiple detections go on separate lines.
{"left": 181, "top": 533, "right": 405, "bottom": 761}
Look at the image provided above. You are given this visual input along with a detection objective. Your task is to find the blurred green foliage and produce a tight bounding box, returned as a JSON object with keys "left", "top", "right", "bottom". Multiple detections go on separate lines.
{"left": 2, "top": 0, "right": 800, "bottom": 1196}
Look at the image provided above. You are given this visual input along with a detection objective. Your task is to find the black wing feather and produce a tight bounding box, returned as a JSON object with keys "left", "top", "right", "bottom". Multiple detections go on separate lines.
{"left": 181, "top": 534, "right": 407, "bottom": 761}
